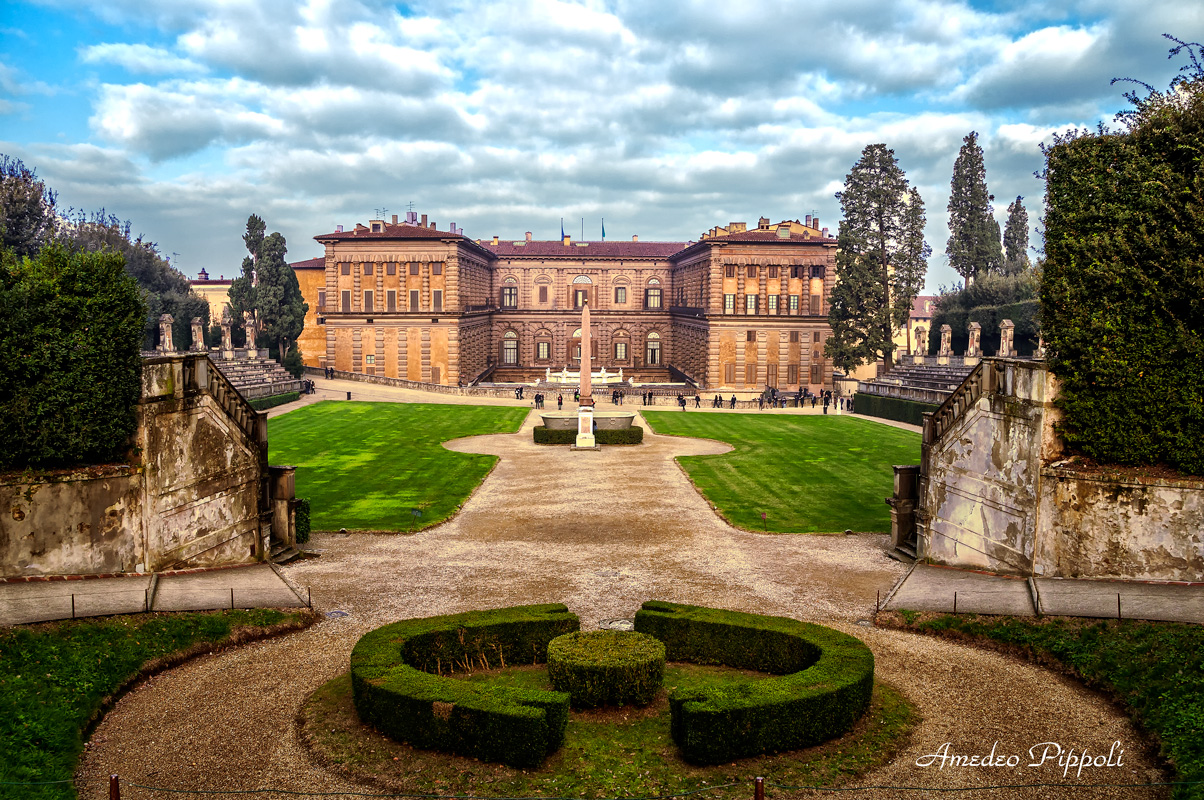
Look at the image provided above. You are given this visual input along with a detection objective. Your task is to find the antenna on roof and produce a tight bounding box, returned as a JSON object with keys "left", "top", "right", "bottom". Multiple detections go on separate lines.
{"left": 405, "top": 201, "right": 416, "bottom": 212}
{"left": 374, "top": 207, "right": 389, "bottom": 220}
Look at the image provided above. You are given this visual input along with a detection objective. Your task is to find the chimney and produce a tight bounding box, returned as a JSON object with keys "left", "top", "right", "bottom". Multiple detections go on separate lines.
{"left": 813, "top": 216, "right": 819, "bottom": 229}
{"left": 430, "top": 221, "right": 436, "bottom": 229}
{"left": 525, "top": 231, "right": 532, "bottom": 242}
{"left": 805, "top": 215, "right": 812, "bottom": 227}
{"left": 492, "top": 235, "right": 499, "bottom": 245}
{"left": 563, "top": 234, "right": 571, "bottom": 245}
{"left": 421, "top": 214, "right": 428, "bottom": 227}
{"left": 336, "top": 224, "right": 344, "bottom": 232}
{"left": 405, "top": 211, "right": 417, "bottom": 224}
{"left": 822, "top": 227, "right": 830, "bottom": 237}
{"left": 632, "top": 234, "right": 638, "bottom": 242}
{"left": 449, "top": 222, "right": 456, "bottom": 234}
{"left": 391, "top": 214, "right": 398, "bottom": 224}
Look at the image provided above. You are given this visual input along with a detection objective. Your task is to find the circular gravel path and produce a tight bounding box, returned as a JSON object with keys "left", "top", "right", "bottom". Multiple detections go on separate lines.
{"left": 76, "top": 408, "right": 1168, "bottom": 799}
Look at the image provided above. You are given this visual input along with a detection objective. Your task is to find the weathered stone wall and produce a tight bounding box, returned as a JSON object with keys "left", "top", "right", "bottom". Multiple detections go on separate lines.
{"left": 1034, "top": 469, "right": 1204, "bottom": 581}
{"left": 2, "top": 354, "right": 276, "bottom": 578}
{"left": 919, "top": 358, "right": 1203, "bottom": 581}
{"left": 921, "top": 360, "right": 1060, "bottom": 574}
{"left": 2, "top": 466, "right": 144, "bottom": 578}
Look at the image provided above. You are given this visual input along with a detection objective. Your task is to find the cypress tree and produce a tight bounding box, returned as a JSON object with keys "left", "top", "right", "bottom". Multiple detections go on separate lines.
{"left": 229, "top": 214, "right": 308, "bottom": 364}
{"left": 946, "top": 132, "right": 1003, "bottom": 283}
{"left": 1003, "top": 196, "right": 1030, "bottom": 275}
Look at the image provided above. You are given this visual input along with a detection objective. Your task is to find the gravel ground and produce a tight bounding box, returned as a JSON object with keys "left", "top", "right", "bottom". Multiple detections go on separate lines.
{"left": 75, "top": 407, "right": 1168, "bottom": 799}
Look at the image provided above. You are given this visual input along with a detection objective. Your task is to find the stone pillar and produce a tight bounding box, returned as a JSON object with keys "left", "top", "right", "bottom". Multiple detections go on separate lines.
{"left": 964, "top": 321, "right": 982, "bottom": 366}
{"left": 999, "top": 319, "right": 1015, "bottom": 358}
{"left": 191, "top": 317, "right": 206, "bottom": 352}
{"left": 221, "top": 307, "right": 234, "bottom": 357}
{"left": 244, "top": 311, "right": 258, "bottom": 351}
{"left": 937, "top": 324, "right": 952, "bottom": 365}
{"left": 158, "top": 314, "right": 175, "bottom": 353}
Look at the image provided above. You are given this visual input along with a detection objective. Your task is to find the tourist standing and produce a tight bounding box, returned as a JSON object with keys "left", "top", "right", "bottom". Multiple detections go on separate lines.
{"left": 557, "top": 394, "right": 563, "bottom": 410}
{"left": 730, "top": 395, "right": 737, "bottom": 409}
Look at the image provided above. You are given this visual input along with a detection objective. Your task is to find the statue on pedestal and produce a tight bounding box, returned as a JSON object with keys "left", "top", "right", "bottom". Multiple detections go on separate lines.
{"left": 244, "top": 311, "right": 258, "bottom": 351}
{"left": 158, "top": 313, "right": 174, "bottom": 353}
{"left": 220, "top": 307, "right": 233, "bottom": 351}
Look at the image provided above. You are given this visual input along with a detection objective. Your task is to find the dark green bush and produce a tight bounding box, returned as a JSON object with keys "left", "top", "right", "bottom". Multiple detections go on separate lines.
{"left": 533, "top": 426, "right": 643, "bottom": 445}
{"left": 854, "top": 393, "right": 938, "bottom": 427}
{"left": 533, "top": 426, "right": 575, "bottom": 444}
{"left": 294, "top": 498, "right": 310, "bottom": 544}
{"left": 597, "top": 427, "right": 643, "bottom": 445}
{"left": 0, "top": 243, "right": 145, "bottom": 469}
{"left": 350, "top": 604, "right": 579, "bottom": 767}
{"left": 928, "top": 272, "right": 1040, "bottom": 356}
{"left": 249, "top": 391, "right": 300, "bottom": 411}
{"left": 1040, "top": 60, "right": 1204, "bottom": 475}
{"left": 547, "top": 631, "right": 665, "bottom": 708}
{"left": 634, "top": 600, "right": 874, "bottom": 764}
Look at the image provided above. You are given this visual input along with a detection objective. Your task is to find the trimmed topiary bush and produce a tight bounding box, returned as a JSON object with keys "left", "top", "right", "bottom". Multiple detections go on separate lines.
{"left": 547, "top": 631, "right": 665, "bottom": 708}
{"left": 294, "top": 498, "right": 310, "bottom": 544}
{"left": 634, "top": 600, "right": 874, "bottom": 764}
{"left": 533, "top": 426, "right": 644, "bottom": 445}
{"left": 350, "top": 604, "right": 579, "bottom": 767}
{"left": 854, "top": 393, "right": 938, "bottom": 426}
{"left": 249, "top": 391, "right": 300, "bottom": 411}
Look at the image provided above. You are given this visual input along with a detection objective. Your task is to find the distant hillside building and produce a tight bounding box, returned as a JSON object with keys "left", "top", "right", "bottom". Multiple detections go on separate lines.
{"left": 190, "top": 268, "right": 234, "bottom": 323}
{"left": 292, "top": 212, "right": 838, "bottom": 392}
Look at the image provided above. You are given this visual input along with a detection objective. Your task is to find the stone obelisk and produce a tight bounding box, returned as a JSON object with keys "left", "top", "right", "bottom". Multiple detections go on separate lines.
{"left": 575, "top": 297, "right": 596, "bottom": 448}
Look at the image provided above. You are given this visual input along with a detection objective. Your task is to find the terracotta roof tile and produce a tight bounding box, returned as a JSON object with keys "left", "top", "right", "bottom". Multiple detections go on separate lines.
{"left": 290, "top": 257, "right": 325, "bottom": 270}
{"left": 314, "top": 222, "right": 464, "bottom": 241}
{"left": 911, "top": 294, "right": 937, "bottom": 317}
{"left": 483, "top": 240, "right": 687, "bottom": 258}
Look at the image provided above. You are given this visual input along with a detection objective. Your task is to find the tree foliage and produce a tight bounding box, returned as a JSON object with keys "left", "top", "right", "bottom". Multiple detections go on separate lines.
{"left": 928, "top": 270, "right": 1040, "bottom": 356}
{"left": 1002, "top": 196, "right": 1031, "bottom": 275}
{"left": 229, "top": 214, "right": 307, "bottom": 360}
{"left": 1040, "top": 35, "right": 1204, "bottom": 474}
{"left": 0, "top": 242, "right": 145, "bottom": 469}
{"left": 62, "top": 210, "right": 210, "bottom": 350}
{"left": 0, "top": 155, "right": 58, "bottom": 260}
{"left": 826, "top": 144, "right": 930, "bottom": 373}
{"left": 946, "top": 132, "right": 1003, "bottom": 283}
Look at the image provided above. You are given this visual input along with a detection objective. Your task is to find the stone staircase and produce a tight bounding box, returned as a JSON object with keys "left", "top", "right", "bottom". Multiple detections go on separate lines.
{"left": 212, "top": 356, "right": 304, "bottom": 400}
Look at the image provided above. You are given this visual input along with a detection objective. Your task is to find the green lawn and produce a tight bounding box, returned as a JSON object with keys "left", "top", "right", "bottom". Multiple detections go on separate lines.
{"left": 268, "top": 401, "right": 528, "bottom": 532}
{"left": 0, "top": 610, "right": 305, "bottom": 800}
{"left": 642, "top": 412, "right": 920, "bottom": 533}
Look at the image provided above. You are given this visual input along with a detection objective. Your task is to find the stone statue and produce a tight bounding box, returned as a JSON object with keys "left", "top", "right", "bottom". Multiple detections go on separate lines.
{"left": 561, "top": 366, "right": 569, "bottom": 381}
{"left": 966, "top": 322, "right": 981, "bottom": 358}
{"left": 158, "top": 313, "right": 174, "bottom": 353}
{"left": 999, "top": 319, "right": 1015, "bottom": 358}
{"left": 190, "top": 317, "right": 205, "bottom": 352}
{"left": 244, "top": 311, "right": 257, "bottom": 351}
{"left": 1035, "top": 335, "right": 1046, "bottom": 359}
{"left": 600, "top": 367, "right": 607, "bottom": 382}
{"left": 618, "top": 368, "right": 623, "bottom": 382}
{"left": 546, "top": 367, "right": 552, "bottom": 383}
{"left": 221, "top": 307, "right": 233, "bottom": 351}
{"left": 939, "top": 324, "right": 952, "bottom": 357}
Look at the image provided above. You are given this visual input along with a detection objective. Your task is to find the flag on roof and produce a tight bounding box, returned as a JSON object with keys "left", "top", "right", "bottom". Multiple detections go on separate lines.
{"left": 602, "top": 218, "right": 606, "bottom": 241}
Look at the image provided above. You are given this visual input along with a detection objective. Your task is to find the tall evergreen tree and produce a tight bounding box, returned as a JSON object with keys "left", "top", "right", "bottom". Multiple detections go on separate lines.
{"left": 229, "top": 214, "right": 307, "bottom": 363}
{"left": 0, "top": 155, "right": 58, "bottom": 259}
{"left": 1002, "top": 196, "right": 1030, "bottom": 274}
{"left": 946, "top": 132, "right": 1003, "bottom": 283}
{"left": 826, "top": 144, "right": 930, "bottom": 374}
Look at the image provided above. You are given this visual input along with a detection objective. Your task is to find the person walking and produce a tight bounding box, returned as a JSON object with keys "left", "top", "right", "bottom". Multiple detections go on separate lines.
{"left": 730, "top": 395, "right": 737, "bottom": 409}
{"left": 694, "top": 394, "right": 701, "bottom": 408}
{"left": 757, "top": 395, "right": 764, "bottom": 411}
{"left": 823, "top": 391, "right": 830, "bottom": 415}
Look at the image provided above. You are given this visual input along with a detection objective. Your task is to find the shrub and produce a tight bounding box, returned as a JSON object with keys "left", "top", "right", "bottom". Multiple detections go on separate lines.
{"left": 634, "top": 600, "right": 874, "bottom": 764}
{"left": 532, "top": 426, "right": 643, "bottom": 445}
{"left": 547, "top": 631, "right": 665, "bottom": 708}
{"left": 0, "top": 243, "right": 145, "bottom": 470}
{"left": 853, "top": 393, "right": 938, "bottom": 427}
{"left": 294, "top": 498, "right": 310, "bottom": 544}
{"left": 249, "top": 391, "right": 300, "bottom": 411}
{"left": 350, "top": 604, "right": 579, "bottom": 767}
{"left": 1040, "top": 45, "right": 1204, "bottom": 475}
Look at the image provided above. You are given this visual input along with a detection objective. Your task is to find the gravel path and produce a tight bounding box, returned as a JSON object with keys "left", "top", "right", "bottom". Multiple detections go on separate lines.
{"left": 76, "top": 409, "right": 1168, "bottom": 799}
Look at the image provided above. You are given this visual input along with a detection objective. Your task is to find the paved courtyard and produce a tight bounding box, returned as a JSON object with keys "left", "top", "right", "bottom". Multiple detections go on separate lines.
{"left": 75, "top": 391, "right": 1169, "bottom": 798}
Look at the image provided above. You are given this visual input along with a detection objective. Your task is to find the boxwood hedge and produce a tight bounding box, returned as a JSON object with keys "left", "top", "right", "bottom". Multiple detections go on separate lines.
{"left": 854, "top": 393, "right": 939, "bottom": 426}
{"left": 350, "top": 603, "right": 579, "bottom": 767}
{"left": 533, "top": 426, "right": 644, "bottom": 445}
{"left": 634, "top": 600, "right": 874, "bottom": 764}
{"left": 547, "top": 631, "right": 665, "bottom": 708}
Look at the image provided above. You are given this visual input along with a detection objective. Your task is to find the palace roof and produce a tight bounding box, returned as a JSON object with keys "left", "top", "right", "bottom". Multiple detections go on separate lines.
{"left": 483, "top": 240, "right": 687, "bottom": 259}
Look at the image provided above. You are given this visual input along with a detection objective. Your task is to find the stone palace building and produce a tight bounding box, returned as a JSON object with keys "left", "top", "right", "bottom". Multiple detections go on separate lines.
{"left": 292, "top": 212, "right": 838, "bottom": 392}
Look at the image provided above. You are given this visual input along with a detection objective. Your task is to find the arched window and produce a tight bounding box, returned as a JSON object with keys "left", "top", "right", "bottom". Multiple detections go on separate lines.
{"left": 501, "top": 276, "right": 518, "bottom": 309}
{"left": 572, "top": 275, "right": 592, "bottom": 308}
{"left": 534, "top": 328, "right": 553, "bottom": 361}
{"left": 502, "top": 330, "right": 519, "bottom": 366}
{"left": 646, "top": 331, "right": 662, "bottom": 366}
{"left": 644, "top": 278, "right": 662, "bottom": 310}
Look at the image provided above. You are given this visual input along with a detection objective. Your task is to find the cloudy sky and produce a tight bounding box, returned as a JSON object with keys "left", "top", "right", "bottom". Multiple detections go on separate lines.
{"left": 1, "top": 1, "right": 1199, "bottom": 290}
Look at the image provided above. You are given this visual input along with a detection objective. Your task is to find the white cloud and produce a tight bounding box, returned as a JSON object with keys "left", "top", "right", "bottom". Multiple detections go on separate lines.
{"left": 80, "top": 43, "right": 207, "bottom": 75}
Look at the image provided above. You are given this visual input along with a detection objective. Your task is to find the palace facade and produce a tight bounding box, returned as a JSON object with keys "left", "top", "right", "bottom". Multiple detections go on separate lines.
{"left": 293, "top": 212, "right": 838, "bottom": 392}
